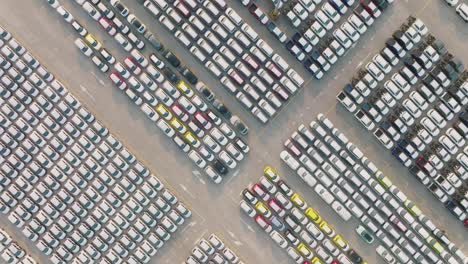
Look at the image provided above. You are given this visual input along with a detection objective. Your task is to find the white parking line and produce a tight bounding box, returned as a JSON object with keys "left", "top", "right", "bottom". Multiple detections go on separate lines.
{"left": 179, "top": 183, "right": 196, "bottom": 198}
{"left": 192, "top": 170, "right": 206, "bottom": 185}
{"left": 90, "top": 71, "right": 105, "bottom": 86}
{"left": 240, "top": 218, "right": 255, "bottom": 233}
{"left": 227, "top": 230, "right": 243, "bottom": 246}
{"left": 79, "top": 85, "right": 95, "bottom": 102}
{"left": 181, "top": 221, "right": 197, "bottom": 233}
{"left": 225, "top": 169, "right": 241, "bottom": 185}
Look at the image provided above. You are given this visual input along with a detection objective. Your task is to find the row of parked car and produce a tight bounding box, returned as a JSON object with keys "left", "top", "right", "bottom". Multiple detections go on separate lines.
{"left": 244, "top": 0, "right": 393, "bottom": 79}
{"left": 0, "top": 228, "right": 37, "bottom": 264}
{"left": 0, "top": 23, "right": 192, "bottom": 264}
{"left": 138, "top": 0, "right": 305, "bottom": 123}
{"left": 240, "top": 166, "right": 364, "bottom": 264}
{"left": 185, "top": 234, "right": 245, "bottom": 264}
{"left": 83, "top": 0, "right": 250, "bottom": 134}
{"left": 336, "top": 17, "right": 468, "bottom": 225}
{"left": 62, "top": 0, "right": 251, "bottom": 183}
{"left": 443, "top": 0, "right": 468, "bottom": 22}
{"left": 279, "top": 113, "right": 466, "bottom": 264}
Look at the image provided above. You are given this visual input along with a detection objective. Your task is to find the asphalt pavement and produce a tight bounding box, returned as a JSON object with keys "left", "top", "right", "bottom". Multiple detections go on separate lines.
{"left": 0, "top": 0, "right": 466, "bottom": 263}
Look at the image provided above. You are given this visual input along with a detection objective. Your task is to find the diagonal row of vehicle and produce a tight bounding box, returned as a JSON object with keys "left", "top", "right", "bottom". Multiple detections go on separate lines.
{"left": 138, "top": 0, "right": 305, "bottom": 123}
{"left": 442, "top": 0, "right": 468, "bottom": 22}
{"left": 280, "top": 113, "right": 466, "bottom": 263}
{"left": 97, "top": 0, "right": 251, "bottom": 136}
{"left": 54, "top": 0, "right": 250, "bottom": 183}
{"left": 240, "top": 166, "right": 365, "bottom": 264}
{"left": 244, "top": 0, "right": 393, "bottom": 79}
{"left": 0, "top": 228, "right": 37, "bottom": 264}
{"left": 0, "top": 23, "right": 191, "bottom": 264}
{"left": 336, "top": 17, "right": 468, "bottom": 225}
{"left": 185, "top": 234, "right": 245, "bottom": 264}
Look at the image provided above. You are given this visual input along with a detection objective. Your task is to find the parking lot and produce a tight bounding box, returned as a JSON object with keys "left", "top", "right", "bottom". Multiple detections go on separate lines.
{"left": 0, "top": 0, "right": 467, "bottom": 263}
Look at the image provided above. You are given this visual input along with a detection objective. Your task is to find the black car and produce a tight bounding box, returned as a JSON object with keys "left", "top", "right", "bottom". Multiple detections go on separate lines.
{"left": 285, "top": 40, "right": 296, "bottom": 54}
{"left": 145, "top": 32, "right": 164, "bottom": 51}
{"left": 372, "top": 0, "right": 388, "bottom": 11}
{"left": 213, "top": 100, "right": 232, "bottom": 119}
{"left": 431, "top": 39, "right": 447, "bottom": 55}
{"left": 197, "top": 84, "right": 214, "bottom": 102}
{"left": 385, "top": 38, "right": 404, "bottom": 58}
{"left": 162, "top": 68, "right": 179, "bottom": 83}
{"left": 392, "top": 30, "right": 410, "bottom": 51}
{"left": 441, "top": 63, "right": 458, "bottom": 81}
{"left": 111, "top": 0, "right": 129, "bottom": 16}
{"left": 163, "top": 51, "right": 181, "bottom": 67}
{"left": 231, "top": 116, "right": 248, "bottom": 135}
{"left": 304, "top": 59, "right": 321, "bottom": 75}
{"left": 213, "top": 159, "right": 228, "bottom": 175}
{"left": 460, "top": 112, "right": 468, "bottom": 125}
{"left": 403, "top": 57, "right": 424, "bottom": 77}
{"left": 180, "top": 67, "right": 198, "bottom": 84}
{"left": 347, "top": 249, "right": 363, "bottom": 264}
{"left": 448, "top": 57, "right": 464, "bottom": 73}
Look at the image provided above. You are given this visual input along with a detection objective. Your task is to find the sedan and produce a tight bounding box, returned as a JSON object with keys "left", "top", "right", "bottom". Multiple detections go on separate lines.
{"left": 341, "top": 21, "right": 360, "bottom": 42}
{"left": 109, "top": 72, "right": 126, "bottom": 90}
{"left": 373, "top": 54, "right": 391, "bottom": 74}
{"left": 366, "top": 62, "right": 384, "bottom": 81}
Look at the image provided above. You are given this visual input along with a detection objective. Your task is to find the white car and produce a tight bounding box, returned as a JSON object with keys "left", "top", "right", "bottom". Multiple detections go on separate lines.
{"left": 270, "top": 230, "right": 288, "bottom": 249}
{"left": 376, "top": 245, "right": 396, "bottom": 263}
{"left": 355, "top": 110, "right": 375, "bottom": 131}
{"left": 56, "top": 6, "right": 73, "bottom": 23}
{"left": 239, "top": 200, "right": 255, "bottom": 217}
{"left": 446, "top": 0, "right": 459, "bottom": 6}
{"left": 74, "top": 39, "right": 92, "bottom": 57}
{"left": 188, "top": 150, "right": 206, "bottom": 169}
{"left": 315, "top": 184, "right": 334, "bottom": 204}
{"left": 219, "top": 151, "right": 237, "bottom": 169}
{"left": 114, "top": 33, "right": 133, "bottom": 51}
{"left": 456, "top": 3, "right": 468, "bottom": 21}
{"left": 280, "top": 151, "right": 300, "bottom": 170}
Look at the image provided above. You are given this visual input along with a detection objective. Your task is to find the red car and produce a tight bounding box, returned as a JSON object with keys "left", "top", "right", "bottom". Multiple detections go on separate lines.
{"left": 171, "top": 104, "right": 189, "bottom": 122}
{"left": 98, "top": 17, "right": 117, "bottom": 36}
{"left": 252, "top": 183, "right": 270, "bottom": 201}
{"left": 254, "top": 215, "right": 272, "bottom": 232}
{"left": 109, "top": 72, "right": 127, "bottom": 90}
{"left": 242, "top": 54, "right": 259, "bottom": 71}
{"left": 174, "top": 1, "right": 191, "bottom": 18}
{"left": 415, "top": 155, "right": 427, "bottom": 168}
{"left": 194, "top": 111, "right": 212, "bottom": 130}
{"left": 123, "top": 56, "right": 141, "bottom": 75}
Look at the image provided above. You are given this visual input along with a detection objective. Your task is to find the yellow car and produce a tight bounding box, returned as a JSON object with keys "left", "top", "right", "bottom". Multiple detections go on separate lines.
{"left": 255, "top": 202, "right": 271, "bottom": 218}
{"left": 305, "top": 207, "right": 321, "bottom": 224}
{"left": 290, "top": 193, "right": 307, "bottom": 210}
{"left": 263, "top": 166, "right": 279, "bottom": 182}
{"left": 176, "top": 80, "right": 194, "bottom": 97}
{"left": 427, "top": 237, "right": 443, "bottom": 254}
{"left": 332, "top": 235, "right": 350, "bottom": 251}
{"left": 170, "top": 118, "right": 186, "bottom": 133}
{"left": 297, "top": 243, "right": 313, "bottom": 259}
{"left": 84, "top": 34, "right": 101, "bottom": 50}
{"left": 319, "top": 221, "right": 335, "bottom": 237}
{"left": 184, "top": 132, "right": 200, "bottom": 147}
{"left": 311, "top": 257, "right": 323, "bottom": 264}
{"left": 376, "top": 173, "right": 392, "bottom": 188}
{"left": 405, "top": 201, "right": 422, "bottom": 216}
{"left": 156, "top": 104, "right": 172, "bottom": 120}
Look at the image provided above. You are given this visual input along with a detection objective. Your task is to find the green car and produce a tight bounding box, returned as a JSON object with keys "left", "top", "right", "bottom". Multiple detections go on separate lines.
{"left": 356, "top": 225, "right": 374, "bottom": 244}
